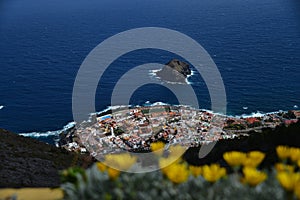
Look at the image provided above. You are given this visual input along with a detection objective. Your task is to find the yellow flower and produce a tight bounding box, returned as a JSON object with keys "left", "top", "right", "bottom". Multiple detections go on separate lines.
{"left": 289, "top": 147, "right": 300, "bottom": 163}
{"left": 202, "top": 164, "right": 226, "bottom": 183}
{"left": 276, "top": 146, "right": 290, "bottom": 160}
{"left": 164, "top": 163, "right": 189, "bottom": 184}
{"left": 96, "top": 162, "right": 107, "bottom": 172}
{"left": 247, "top": 151, "right": 265, "bottom": 160}
{"left": 189, "top": 165, "right": 202, "bottom": 177}
{"left": 275, "top": 163, "right": 295, "bottom": 173}
{"left": 168, "top": 145, "right": 186, "bottom": 158}
{"left": 104, "top": 153, "right": 137, "bottom": 170}
{"left": 97, "top": 154, "right": 136, "bottom": 180}
{"left": 294, "top": 181, "right": 300, "bottom": 199}
{"left": 159, "top": 157, "right": 182, "bottom": 174}
{"left": 107, "top": 167, "right": 121, "bottom": 180}
{"left": 223, "top": 151, "right": 247, "bottom": 167}
{"left": 277, "top": 172, "right": 300, "bottom": 191}
{"left": 242, "top": 151, "right": 265, "bottom": 168}
{"left": 159, "top": 158, "right": 172, "bottom": 174}
{"left": 150, "top": 141, "right": 165, "bottom": 155}
{"left": 276, "top": 146, "right": 300, "bottom": 162}
{"left": 241, "top": 167, "right": 267, "bottom": 187}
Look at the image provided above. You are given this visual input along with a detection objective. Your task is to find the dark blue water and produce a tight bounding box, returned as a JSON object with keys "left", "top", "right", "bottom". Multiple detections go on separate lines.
{"left": 0, "top": 0, "right": 299, "bottom": 143}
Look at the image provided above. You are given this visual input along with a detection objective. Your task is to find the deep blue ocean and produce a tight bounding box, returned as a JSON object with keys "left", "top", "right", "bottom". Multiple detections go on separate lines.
{"left": 0, "top": 0, "right": 299, "bottom": 144}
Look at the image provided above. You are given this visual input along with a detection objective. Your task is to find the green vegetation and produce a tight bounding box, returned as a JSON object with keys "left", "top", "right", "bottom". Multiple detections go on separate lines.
{"left": 114, "top": 127, "right": 125, "bottom": 136}
{"left": 248, "top": 121, "right": 262, "bottom": 128}
{"left": 224, "top": 123, "right": 246, "bottom": 130}
{"left": 60, "top": 122, "right": 300, "bottom": 200}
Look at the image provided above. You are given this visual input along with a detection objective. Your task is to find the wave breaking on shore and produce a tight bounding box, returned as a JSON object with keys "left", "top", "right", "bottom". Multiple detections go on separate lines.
{"left": 149, "top": 69, "right": 195, "bottom": 85}
{"left": 18, "top": 102, "right": 298, "bottom": 141}
{"left": 19, "top": 122, "right": 76, "bottom": 138}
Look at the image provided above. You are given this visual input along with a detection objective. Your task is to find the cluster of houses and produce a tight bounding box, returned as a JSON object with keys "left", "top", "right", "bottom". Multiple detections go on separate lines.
{"left": 62, "top": 105, "right": 300, "bottom": 156}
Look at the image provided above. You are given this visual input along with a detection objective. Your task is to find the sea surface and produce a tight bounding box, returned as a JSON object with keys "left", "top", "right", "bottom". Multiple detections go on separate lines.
{"left": 0, "top": 0, "right": 299, "bottom": 144}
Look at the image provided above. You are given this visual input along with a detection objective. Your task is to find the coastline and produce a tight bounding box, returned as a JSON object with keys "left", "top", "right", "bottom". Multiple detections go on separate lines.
{"left": 2, "top": 119, "right": 300, "bottom": 188}
{"left": 18, "top": 102, "right": 300, "bottom": 147}
{"left": 52, "top": 103, "right": 299, "bottom": 158}
{"left": 1, "top": 103, "right": 299, "bottom": 187}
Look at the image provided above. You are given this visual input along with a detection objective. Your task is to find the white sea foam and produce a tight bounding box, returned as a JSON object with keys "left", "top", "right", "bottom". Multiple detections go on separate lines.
{"left": 149, "top": 69, "right": 161, "bottom": 77}
{"left": 19, "top": 130, "right": 61, "bottom": 137}
{"left": 94, "top": 107, "right": 111, "bottom": 115}
{"left": 19, "top": 121, "right": 76, "bottom": 138}
{"left": 20, "top": 103, "right": 290, "bottom": 139}
{"left": 220, "top": 110, "right": 287, "bottom": 119}
{"left": 94, "top": 105, "right": 130, "bottom": 115}
{"left": 148, "top": 69, "right": 193, "bottom": 85}
{"left": 98, "top": 103, "right": 289, "bottom": 120}
{"left": 108, "top": 105, "right": 130, "bottom": 110}
{"left": 150, "top": 102, "right": 169, "bottom": 106}
{"left": 96, "top": 102, "right": 169, "bottom": 115}
{"left": 240, "top": 112, "right": 265, "bottom": 118}
{"left": 186, "top": 70, "right": 195, "bottom": 78}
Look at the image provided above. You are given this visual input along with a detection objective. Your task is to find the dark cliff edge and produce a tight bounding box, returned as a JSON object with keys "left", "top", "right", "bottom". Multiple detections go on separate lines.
{"left": 0, "top": 129, "right": 93, "bottom": 188}
{"left": 183, "top": 121, "right": 300, "bottom": 169}
{"left": 156, "top": 59, "right": 191, "bottom": 83}
{"left": 1, "top": 120, "right": 299, "bottom": 187}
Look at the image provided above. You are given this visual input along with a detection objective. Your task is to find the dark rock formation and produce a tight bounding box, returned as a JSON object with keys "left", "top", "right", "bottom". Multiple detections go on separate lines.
{"left": 156, "top": 59, "right": 191, "bottom": 83}
{"left": 183, "top": 121, "right": 300, "bottom": 170}
{"left": 57, "top": 125, "right": 76, "bottom": 147}
{"left": 0, "top": 129, "right": 93, "bottom": 188}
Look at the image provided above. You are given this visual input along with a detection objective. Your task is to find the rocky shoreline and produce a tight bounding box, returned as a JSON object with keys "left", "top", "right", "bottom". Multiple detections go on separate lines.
{"left": 156, "top": 59, "right": 192, "bottom": 83}
{"left": 58, "top": 104, "right": 300, "bottom": 159}
{"left": 1, "top": 110, "right": 300, "bottom": 187}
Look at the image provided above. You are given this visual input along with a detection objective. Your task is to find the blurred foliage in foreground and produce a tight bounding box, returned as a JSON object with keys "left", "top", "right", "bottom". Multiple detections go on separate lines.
{"left": 60, "top": 144, "right": 300, "bottom": 200}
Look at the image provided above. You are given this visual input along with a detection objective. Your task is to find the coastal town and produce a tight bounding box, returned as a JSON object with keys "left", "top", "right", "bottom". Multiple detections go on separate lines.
{"left": 60, "top": 104, "right": 300, "bottom": 156}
